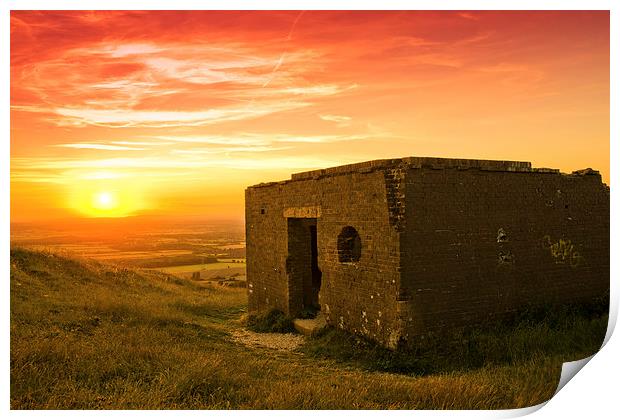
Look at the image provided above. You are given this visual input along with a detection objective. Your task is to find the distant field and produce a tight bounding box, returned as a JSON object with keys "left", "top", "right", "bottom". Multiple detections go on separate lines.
{"left": 214, "top": 244, "right": 246, "bottom": 250}
{"left": 88, "top": 250, "right": 193, "bottom": 260}
{"left": 160, "top": 261, "right": 245, "bottom": 273}
{"left": 25, "top": 244, "right": 197, "bottom": 261}
{"left": 22, "top": 244, "right": 235, "bottom": 269}
{"left": 159, "top": 260, "right": 246, "bottom": 280}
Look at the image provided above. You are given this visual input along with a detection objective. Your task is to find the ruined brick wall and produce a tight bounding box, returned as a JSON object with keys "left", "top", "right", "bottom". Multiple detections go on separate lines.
{"left": 399, "top": 165, "right": 609, "bottom": 340}
{"left": 246, "top": 167, "right": 404, "bottom": 346}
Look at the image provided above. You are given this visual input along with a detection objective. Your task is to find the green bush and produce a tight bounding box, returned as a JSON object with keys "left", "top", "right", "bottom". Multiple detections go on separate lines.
{"left": 246, "top": 309, "right": 295, "bottom": 333}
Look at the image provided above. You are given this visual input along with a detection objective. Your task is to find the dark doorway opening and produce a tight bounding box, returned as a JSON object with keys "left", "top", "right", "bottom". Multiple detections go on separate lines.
{"left": 309, "top": 224, "right": 321, "bottom": 308}
{"left": 286, "top": 218, "right": 322, "bottom": 316}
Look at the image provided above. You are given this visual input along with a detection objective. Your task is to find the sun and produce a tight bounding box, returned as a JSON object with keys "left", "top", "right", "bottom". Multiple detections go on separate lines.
{"left": 96, "top": 192, "right": 112, "bottom": 207}
{"left": 67, "top": 175, "right": 148, "bottom": 218}
{"left": 92, "top": 191, "right": 118, "bottom": 211}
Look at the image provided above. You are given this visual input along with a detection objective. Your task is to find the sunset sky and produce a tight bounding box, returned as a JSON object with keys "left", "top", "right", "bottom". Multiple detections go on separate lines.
{"left": 10, "top": 10, "right": 609, "bottom": 222}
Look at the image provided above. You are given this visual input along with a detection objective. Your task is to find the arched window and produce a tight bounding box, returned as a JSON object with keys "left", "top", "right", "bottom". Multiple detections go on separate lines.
{"left": 337, "top": 226, "right": 361, "bottom": 263}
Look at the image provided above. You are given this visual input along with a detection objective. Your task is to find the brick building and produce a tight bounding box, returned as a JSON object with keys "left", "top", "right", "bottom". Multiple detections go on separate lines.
{"left": 245, "top": 157, "right": 609, "bottom": 348}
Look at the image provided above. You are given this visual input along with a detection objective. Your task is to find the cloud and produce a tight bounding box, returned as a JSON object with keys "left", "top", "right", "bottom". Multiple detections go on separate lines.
{"left": 171, "top": 145, "right": 292, "bottom": 154}
{"left": 111, "top": 141, "right": 175, "bottom": 146}
{"left": 143, "top": 55, "right": 269, "bottom": 85}
{"left": 11, "top": 128, "right": 386, "bottom": 186}
{"left": 11, "top": 33, "right": 345, "bottom": 129}
{"left": 153, "top": 132, "right": 375, "bottom": 145}
{"left": 458, "top": 12, "right": 480, "bottom": 21}
{"left": 54, "top": 143, "right": 147, "bottom": 151}
{"left": 11, "top": 14, "right": 349, "bottom": 130}
{"left": 270, "top": 133, "right": 371, "bottom": 143}
{"left": 50, "top": 101, "right": 310, "bottom": 128}
{"left": 150, "top": 135, "right": 271, "bottom": 146}
{"left": 11, "top": 155, "right": 339, "bottom": 173}
{"left": 319, "top": 114, "right": 352, "bottom": 126}
{"left": 102, "top": 43, "right": 165, "bottom": 58}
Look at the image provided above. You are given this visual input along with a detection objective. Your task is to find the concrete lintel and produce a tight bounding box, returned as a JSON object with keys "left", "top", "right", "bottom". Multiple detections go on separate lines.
{"left": 283, "top": 206, "right": 322, "bottom": 218}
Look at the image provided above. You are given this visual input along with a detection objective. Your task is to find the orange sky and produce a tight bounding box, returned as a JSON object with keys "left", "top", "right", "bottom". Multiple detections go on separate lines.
{"left": 10, "top": 10, "right": 610, "bottom": 222}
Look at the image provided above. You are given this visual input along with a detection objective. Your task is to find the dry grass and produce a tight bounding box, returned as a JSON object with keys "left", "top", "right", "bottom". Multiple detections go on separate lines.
{"left": 10, "top": 248, "right": 607, "bottom": 409}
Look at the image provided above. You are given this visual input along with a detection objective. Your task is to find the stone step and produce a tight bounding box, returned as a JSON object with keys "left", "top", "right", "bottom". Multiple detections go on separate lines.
{"left": 293, "top": 313, "right": 327, "bottom": 336}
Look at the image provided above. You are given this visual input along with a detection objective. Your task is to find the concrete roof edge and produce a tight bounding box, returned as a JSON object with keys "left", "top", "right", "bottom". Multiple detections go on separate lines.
{"left": 246, "top": 156, "right": 603, "bottom": 189}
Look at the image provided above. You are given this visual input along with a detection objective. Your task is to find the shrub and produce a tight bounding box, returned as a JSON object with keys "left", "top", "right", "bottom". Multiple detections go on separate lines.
{"left": 246, "top": 309, "right": 295, "bottom": 333}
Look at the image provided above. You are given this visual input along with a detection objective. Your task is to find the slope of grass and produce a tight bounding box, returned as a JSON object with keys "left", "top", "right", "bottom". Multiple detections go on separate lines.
{"left": 10, "top": 248, "right": 607, "bottom": 409}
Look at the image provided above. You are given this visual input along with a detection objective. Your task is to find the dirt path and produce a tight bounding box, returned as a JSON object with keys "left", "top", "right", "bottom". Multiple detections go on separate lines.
{"left": 231, "top": 329, "right": 306, "bottom": 351}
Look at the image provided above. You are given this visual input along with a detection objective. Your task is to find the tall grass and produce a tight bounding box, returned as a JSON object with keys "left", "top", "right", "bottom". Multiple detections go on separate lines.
{"left": 10, "top": 248, "right": 608, "bottom": 409}
{"left": 302, "top": 299, "right": 608, "bottom": 376}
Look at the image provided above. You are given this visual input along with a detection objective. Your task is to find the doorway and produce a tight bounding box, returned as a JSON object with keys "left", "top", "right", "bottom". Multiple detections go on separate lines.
{"left": 286, "top": 218, "right": 322, "bottom": 316}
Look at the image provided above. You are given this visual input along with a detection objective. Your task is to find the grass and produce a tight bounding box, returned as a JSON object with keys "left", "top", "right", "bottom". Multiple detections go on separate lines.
{"left": 10, "top": 247, "right": 608, "bottom": 409}
{"left": 302, "top": 299, "right": 608, "bottom": 376}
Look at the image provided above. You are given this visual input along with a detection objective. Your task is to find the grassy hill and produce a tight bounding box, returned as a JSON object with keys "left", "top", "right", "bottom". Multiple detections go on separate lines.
{"left": 10, "top": 248, "right": 607, "bottom": 409}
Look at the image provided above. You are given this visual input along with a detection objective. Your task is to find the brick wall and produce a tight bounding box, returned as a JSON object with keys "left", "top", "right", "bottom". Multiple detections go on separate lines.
{"left": 246, "top": 169, "right": 403, "bottom": 346}
{"left": 246, "top": 157, "right": 609, "bottom": 349}
{"left": 399, "top": 166, "right": 609, "bottom": 340}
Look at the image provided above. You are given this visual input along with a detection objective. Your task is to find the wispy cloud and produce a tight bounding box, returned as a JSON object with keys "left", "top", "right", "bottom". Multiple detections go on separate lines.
{"left": 277, "top": 84, "right": 357, "bottom": 96}
{"left": 319, "top": 114, "right": 352, "bottom": 127}
{"left": 11, "top": 155, "right": 340, "bottom": 173}
{"left": 171, "top": 145, "right": 292, "bottom": 154}
{"left": 150, "top": 135, "right": 271, "bottom": 146}
{"left": 11, "top": 24, "right": 342, "bottom": 129}
{"left": 458, "top": 12, "right": 481, "bottom": 21}
{"left": 54, "top": 143, "right": 147, "bottom": 151}
{"left": 269, "top": 133, "right": 372, "bottom": 143}
{"left": 110, "top": 141, "right": 175, "bottom": 146}
{"left": 152, "top": 132, "right": 375, "bottom": 145}
{"left": 15, "top": 128, "right": 386, "bottom": 186}
{"left": 100, "top": 43, "right": 165, "bottom": 58}
{"left": 143, "top": 56, "right": 268, "bottom": 85}
{"left": 49, "top": 101, "right": 310, "bottom": 128}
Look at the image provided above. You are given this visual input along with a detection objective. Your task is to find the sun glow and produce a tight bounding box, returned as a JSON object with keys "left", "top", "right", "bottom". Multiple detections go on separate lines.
{"left": 93, "top": 191, "right": 116, "bottom": 210}
{"left": 65, "top": 178, "right": 147, "bottom": 218}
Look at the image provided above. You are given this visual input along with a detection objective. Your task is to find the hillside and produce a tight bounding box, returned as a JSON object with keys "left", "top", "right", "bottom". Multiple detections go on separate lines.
{"left": 10, "top": 248, "right": 607, "bottom": 409}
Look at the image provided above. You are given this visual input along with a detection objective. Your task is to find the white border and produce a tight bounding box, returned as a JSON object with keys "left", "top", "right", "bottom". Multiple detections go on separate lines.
{"left": 2, "top": 1, "right": 617, "bottom": 419}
